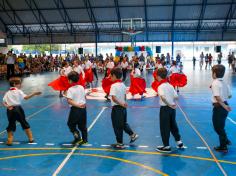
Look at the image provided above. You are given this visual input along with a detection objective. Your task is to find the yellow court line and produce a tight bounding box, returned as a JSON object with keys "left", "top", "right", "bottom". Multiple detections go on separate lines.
{"left": 0, "top": 147, "right": 235, "bottom": 165}
{"left": 177, "top": 103, "right": 227, "bottom": 176}
{"left": 0, "top": 152, "right": 168, "bottom": 176}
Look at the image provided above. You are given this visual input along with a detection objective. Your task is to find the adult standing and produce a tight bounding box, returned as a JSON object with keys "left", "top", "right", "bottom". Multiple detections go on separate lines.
{"left": 121, "top": 57, "right": 128, "bottom": 81}
{"left": 217, "top": 52, "right": 222, "bottom": 64}
{"left": 6, "top": 51, "right": 15, "bottom": 79}
{"left": 200, "top": 52, "right": 204, "bottom": 70}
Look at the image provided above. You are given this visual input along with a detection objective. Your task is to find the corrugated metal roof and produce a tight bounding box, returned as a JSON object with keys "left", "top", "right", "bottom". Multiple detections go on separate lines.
{"left": 0, "top": 0, "right": 235, "bottom": 40}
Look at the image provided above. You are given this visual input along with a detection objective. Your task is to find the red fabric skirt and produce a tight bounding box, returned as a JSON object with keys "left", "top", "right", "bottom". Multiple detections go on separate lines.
{"left": 78, "top": 74, "right": 86, "bottom": 88}
{"left": 102, "top": 77, "right": 113, "bottom": 94}
{"left": 48, "top": 76, "right": 70, "bottom": 91}
{"left": 151, "top": 80, "right": 160, "bottom": 93}
{"left": 169, "top": 73, "right": 187, "bottom": 87}
{"left": 129, "top": 75, "right": 146, "bottom": 95}
{"left": 85, "top": 68, "right": 94, "bottom": 83}
{"left": 153, "top": 69, "right": 158, "bottom": 80}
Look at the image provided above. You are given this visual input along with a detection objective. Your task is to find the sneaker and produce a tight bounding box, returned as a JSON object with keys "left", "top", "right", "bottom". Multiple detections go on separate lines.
{"left": 214, "top": 146, "right": 228, "bottom": 153}
{"left": 130, "top": 134, "right": 139, "bottom": 143}
{"left": 105, "top": 95, "right": 110, "bottom": 101}
{"left": 176, "top": 140, "right": 184, "bottom": 148}
{"left": 29, "top": 140, "right": 35, "bottom": 143}
{"left": 156, "top": 146, "right": 171, "bottom": 153}
{"left": 71, "top": 138, "right": 83, "bottom": 146}
{"left": 81, "top": 141, "right": 88, "bottom": 145}
{"left": 111, "top": 143, "right": 125, "bottom": 149}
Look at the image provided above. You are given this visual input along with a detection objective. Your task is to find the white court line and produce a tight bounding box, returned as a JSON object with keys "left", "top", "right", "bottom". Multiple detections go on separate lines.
{"left": 28, "top": 143, "right": 37, "bottom": 145}
{"left": 196, "top": 147, "right": 207, "bottom": 150}
{"left": 177, "top": 103, "right": 227, "bottom": 176}
{"left": 138, "top": 145, "right": 149, "bottom": 148}
{"left": 0, "top": 102, "right": 56, "bottom": 136}
{"left": 52, "top": 107, "right": 107, "bottom": 176}
{"left": 228, "top": 117, "right": 236, "bottom": 125}
{"left": 45, "top": 143, "right": 55, "bottom": 146}
{"left": 101, "top": 144, "right": 110, "bottom": 147}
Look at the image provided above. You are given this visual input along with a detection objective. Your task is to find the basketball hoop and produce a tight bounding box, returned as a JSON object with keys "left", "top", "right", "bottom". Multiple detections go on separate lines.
{"left": 122, "top": 28, "right": 143, "bottom": 36}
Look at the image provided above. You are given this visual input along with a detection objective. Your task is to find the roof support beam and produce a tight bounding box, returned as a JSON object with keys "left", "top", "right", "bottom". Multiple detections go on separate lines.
{"left": 114, "top": 0, "right": 121, "bottom": 30}
{"left": 171, "top": 0, "right": 176, "bottom": 57}
{"left": 223, "top": 0, "right": 236, "bottom": 31}
{"left": 196, "top": 0, "right": 207, "bottom": 40}
{"left": 53, "top": 0, "right": 74, "bottom": 34}
{"left": 83, "top": 0, "right": 99, "bottom": 43}
{"left": 25, "top": 0, "right": 44, "bottom": 32}
{"left": 26, "top": 0, "right": 52, "bottom": 34}
{"left": 144, "top": 0, "right": 149, "bottom": 41}
{"left": 3, "top": 0, "right": 30, "bottom": 34}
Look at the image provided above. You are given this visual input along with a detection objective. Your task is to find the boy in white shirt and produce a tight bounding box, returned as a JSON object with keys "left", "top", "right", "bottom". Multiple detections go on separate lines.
{"left": 2, "top": 77, "right": 41, "bottom": 146}
{"left": 110, "top": 68, "right": 138, "bottom": 149}
{"left": 66, "top": 71, "right": 87, "bottom": 146}
{"left": 211, "top": 65, "right": 232, "bottom": 152}
{"left": 156, "top": 68, "right": 183, "bottom": 153}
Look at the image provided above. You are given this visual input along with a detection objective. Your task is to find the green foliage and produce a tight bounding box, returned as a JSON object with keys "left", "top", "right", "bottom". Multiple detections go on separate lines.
{"left": 22, "top": 44, "right": 62, "bottom": 54}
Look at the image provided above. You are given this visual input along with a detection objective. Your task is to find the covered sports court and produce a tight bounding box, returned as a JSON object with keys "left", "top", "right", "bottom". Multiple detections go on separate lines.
{"left": 0, "top": 0, "right": 236, "bottom": 175}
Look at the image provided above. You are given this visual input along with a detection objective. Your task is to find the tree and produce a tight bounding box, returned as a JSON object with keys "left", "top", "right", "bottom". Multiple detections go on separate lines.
{"left": 22, "top": 44, "right": 62, "bottom": 54}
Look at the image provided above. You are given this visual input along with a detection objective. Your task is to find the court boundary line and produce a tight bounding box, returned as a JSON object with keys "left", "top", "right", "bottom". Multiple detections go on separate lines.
{"left": 228, "top": 117, "right": 236, "bottom": 125}
{"left": 52, "top": 107, "right": 107, "bottom": 176}
{"left": 0, "top": 102, "right": 57, "bottom": 136}
{"left": 0, "top": 147, "right": 236, "bottom": 165}
{"left": 0, "top": 152, "right": 168, "bottom": 176}
{"left": 177, "top": 103, "right": 227, "bottom": 176}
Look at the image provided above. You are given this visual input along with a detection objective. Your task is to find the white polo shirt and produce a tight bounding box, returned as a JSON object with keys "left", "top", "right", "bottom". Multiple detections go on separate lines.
{"left": 169, "top": 66, "right": 178, "bottom": 74}
{"left": 133, "top": 68, "right": 141, "bottom": 77}
{"left": 107, "top": 61, "right": 114, "bottom": 69}
{"left": 73, "top": 65, "right": 85, "bottom": 77}
{"left": 121, "top": 62, "right": 128, "bottom": 69}
{"left": 110, "top": 82, "right": 126, "bottom": 107}
{"left": 3, "top": 88, "right": 26, "bottom": 106}
{"left": 6, "top": 56, "right": 15, "bottom": 64}
{"left": 85, "top": 60, "right": 92, "bottom": 69}
{"left": 67, "top": 85, "right": 86, "bottom": 106}
{"left": 64, "top": 66, "right": 72, "bottom": 76}
{"left": 158, "top": 83, "right": 178, "bottom": 106}
{"left": 211, "top": 78, "right": 231, "bottom": 103}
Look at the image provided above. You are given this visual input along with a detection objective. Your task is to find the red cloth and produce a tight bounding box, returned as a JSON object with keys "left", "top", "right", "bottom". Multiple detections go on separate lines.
{"left": 48, "top": 76, "right": 70, "bottom": 91}
{"left": 106, "top": 68, "right": 111, "bottom": 76}
{"left": 169, "top": 73, "right": 187, "bottom": 87}
{"left": 151, "top": 78, "right": 168, "bottom": 93}
{"left": 10, "top": 87, "right": 17, "bottom": 90}
{"left": 102, "top": 77, "right": 122, "bottom": 95}
{"left": 129, "top": 75, "right": 146, "bottom": 95}
{"left": 152, "top": 69, "right": 158, "bottom": 80}
{"left": 85, "top": 68, "right": 94, "bottom": 83}
{"left": 78, "top": 73, "right": 86, "bottom": 88}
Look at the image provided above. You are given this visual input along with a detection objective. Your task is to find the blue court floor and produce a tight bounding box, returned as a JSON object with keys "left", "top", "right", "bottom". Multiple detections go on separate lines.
{"left": 0, "top": 62, "right": 235, "bottom": 176}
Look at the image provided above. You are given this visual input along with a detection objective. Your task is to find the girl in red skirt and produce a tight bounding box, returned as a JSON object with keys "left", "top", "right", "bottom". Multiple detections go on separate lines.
{"left": 48, "top": 61, "right": 72, "bottom": 97}
{"left": 72, "top": 60, "right": 86, "bottom": 88}
{"left": 84, "top": 58, "right": 93, "bottom": 89}
{"left": 169, "top": 61, "right": 187, "bottom": 92}
{"left": 129, "top": 62, "right": 146, "bottom": 99}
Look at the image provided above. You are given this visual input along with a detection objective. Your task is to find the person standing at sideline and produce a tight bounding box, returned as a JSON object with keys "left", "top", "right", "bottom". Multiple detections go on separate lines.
{"left": 6, "top": 51, "right": 15, "bottom": 79}
{"left": 110, "top": 68, "right": 138, "bottom": 149}
{"left": 211, "top": 65, "right": 232, "bottom": 153}
{"left": 155, "top": 68, "right": 184, "bottom": 153}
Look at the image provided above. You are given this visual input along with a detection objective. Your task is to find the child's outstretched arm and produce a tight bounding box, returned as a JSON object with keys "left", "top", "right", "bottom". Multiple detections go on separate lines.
{"left": 24, "top": 92, "right": 42, "bottom": 100}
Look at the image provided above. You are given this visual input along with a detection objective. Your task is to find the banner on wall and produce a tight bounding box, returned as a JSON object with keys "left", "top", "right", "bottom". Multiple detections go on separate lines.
{"left": 115, "top": 46, "right": 153, "bottom": 57}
